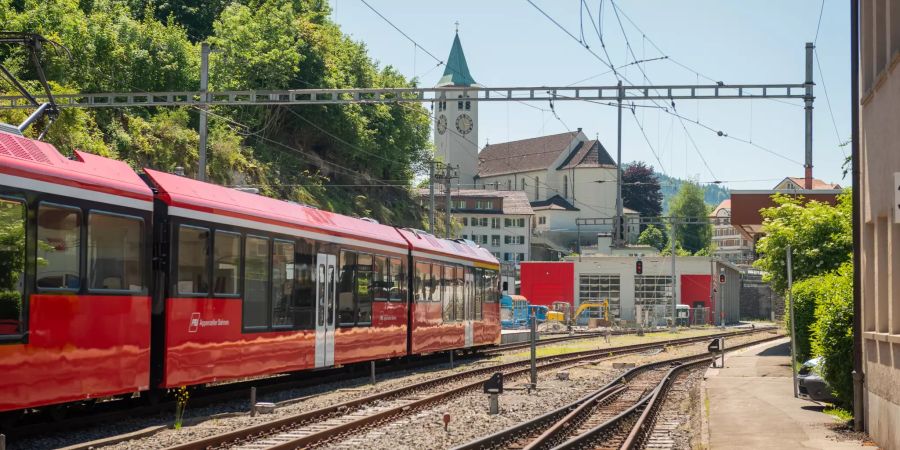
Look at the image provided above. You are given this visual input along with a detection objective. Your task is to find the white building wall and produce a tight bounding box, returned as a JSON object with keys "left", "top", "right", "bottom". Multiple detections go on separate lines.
{"left": 460, "top": 213, "right": 531, "bottom": 264}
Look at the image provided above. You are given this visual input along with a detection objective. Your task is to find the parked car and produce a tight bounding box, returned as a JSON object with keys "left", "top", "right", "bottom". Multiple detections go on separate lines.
{"left": 797, "top": 357, "right": 837, "bottom": 403}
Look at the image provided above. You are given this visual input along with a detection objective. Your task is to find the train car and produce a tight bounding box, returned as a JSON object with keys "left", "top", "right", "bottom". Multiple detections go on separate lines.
{"left": 399, "top": 230, "right": 501, "bottom": 354}
{"left": 0, "top": 130, "right": 154, "bottom": 412}
{"left": 143, "top": 169, "right": 412, "bottom": 388}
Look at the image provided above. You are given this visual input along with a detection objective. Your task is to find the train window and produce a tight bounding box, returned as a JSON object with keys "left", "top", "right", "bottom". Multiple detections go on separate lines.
{"left": 487, "top": 270, "right": 499, "bottom": 303}
{"left": 389, "top": 258, "right": 404, "bottom": 302}
{"left": 213, "top": 231, "right": 240, "bottom": 295}
{"left": 177, "top": 225, "right": 209, "bottom": 295}
{"left": 88, "top": 212, "right": 143, "bottom": 292}
{"left": 430, "top": 263, "right": 441, "bottom": 303}
{"left": 454, "top": 266, "right": 464, "bottom": 321}
{"left": 338, "top": 250, "right": 356, "bottom": 326}
{"left": 272, "top": 240, "right": 294, "bottom": 328}
{"left": 317, "top": 263, "right": 326, "bottom": 327}
{"left": 441, "top": 265, "right": 453, "bottom": 322}
{"left": 356, "top": 253, "right": 373, "bottom": 325}
{"left": 0, "top": 198, "right": 26, "bottom": 336}
{"left": 474, "top": 268, "right": 483, "bottom": 320}
{"left": 292, "top": 238, "right": 315, "bottom": 330}
{"left": 373, "top": 255, "right": 388, "bottom": 302}
{"left": 37, "top": 203, "right": 81, "bottom": 290}
{"left": 415, "top": 261, "right": 429, "bottom": 303}
{"left": 243, "top": 236, "right": 270, "bottom": 329}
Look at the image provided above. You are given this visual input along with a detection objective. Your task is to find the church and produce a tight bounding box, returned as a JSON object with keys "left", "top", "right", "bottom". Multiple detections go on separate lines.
{"left": 431, "top": 32, "right": 636, "bottom": 260}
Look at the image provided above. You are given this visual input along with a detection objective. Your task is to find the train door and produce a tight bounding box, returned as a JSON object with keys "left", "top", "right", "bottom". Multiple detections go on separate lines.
{"left": 315, "top": 253, "right": 337, "bottom": 367}
{"left": 464, "top": 268, "right": 474, "bottom": 347}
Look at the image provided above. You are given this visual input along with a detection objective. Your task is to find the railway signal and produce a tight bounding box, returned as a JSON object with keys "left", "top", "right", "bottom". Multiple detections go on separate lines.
{"left": 635, "top": 259, "right": 643, "bottom": 275}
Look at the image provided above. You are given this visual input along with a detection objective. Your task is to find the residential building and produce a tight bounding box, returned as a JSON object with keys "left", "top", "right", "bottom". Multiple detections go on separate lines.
{"left": 729, "top": 176, "right": 843, "bottom": 246}
{"left": 710, "top": 199, "right": 754, "bottom": 265}
{"left": 418, "top": 189, "right": 533, "bottom": 266}
{"left": 856, "top": 2, "right": 900, "bottom": 448}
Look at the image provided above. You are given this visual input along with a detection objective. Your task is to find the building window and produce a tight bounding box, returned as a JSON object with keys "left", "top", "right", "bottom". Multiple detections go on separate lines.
{"left": 462, "top": 217, "right": 468, "bottom": 226}
{"left": 521, "top": 179, "right": 526, "bottom": 190}
{"left": 634, "top": 275, "right": 673, "bottom": 322}
{"left": 563, "top": 175, "right": 568, "bottom": 198}
{"left": 507, "top": 180, "right": 512, "bottom": 190}
{"left": 491, "top": 235, "right": 500, "bottom": 247}
{"left": 579, "top": 274, "right": 621, "bottom": 319}
{"left": 458, "top": 96, "right": 464, "bottom": 110}
{"left": 491, "top": 218, "right": 500, "bottom": 229}
{"left": 504, "top": 235, "right": 511, "bottom": 245}
{"left": 539, "top": 216, "right": 547, "bottom": 225}
{"left": 535, "top": 177, "right": 540, "bottom": 199}
{"left": 517, "top": 236, "right": 525, "bottom": 245}
{"left": 517, "top": 253, "right": 525, "bottom": 262}
{"left": 503, "top": 253, "right": 511, "bottom": 261}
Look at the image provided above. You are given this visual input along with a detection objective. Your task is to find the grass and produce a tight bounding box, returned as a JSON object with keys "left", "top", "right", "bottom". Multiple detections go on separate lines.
{"left": 823, "top": 406, "right": 853, "bottom": 422}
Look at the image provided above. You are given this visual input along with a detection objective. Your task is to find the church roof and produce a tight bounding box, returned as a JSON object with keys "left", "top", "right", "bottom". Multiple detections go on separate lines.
{"left": 477, "top": 132, "right": 617, "bottom": 178}
{"left": 436, "top": 33, "right": 476, "bottom": 87}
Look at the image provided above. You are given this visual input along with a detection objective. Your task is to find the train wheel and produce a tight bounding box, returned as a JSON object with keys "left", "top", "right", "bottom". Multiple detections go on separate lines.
{"left": 0, "top": 410, "right": 23, "bottom": 430}
{"left": 48, "top": 405, "right": 67, "bottom": 422}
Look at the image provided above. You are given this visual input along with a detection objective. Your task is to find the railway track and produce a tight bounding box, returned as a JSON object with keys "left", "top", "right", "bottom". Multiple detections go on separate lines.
{"left": 453, "top": 333, "right": 781, "bottom": 450}
{"left": 166, "top": 328, "right": 772, "bottom": 450}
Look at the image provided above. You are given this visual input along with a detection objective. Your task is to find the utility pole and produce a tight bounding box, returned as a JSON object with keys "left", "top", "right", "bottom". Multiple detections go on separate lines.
{"left": 670, "top": 216, "right": 677, "bottom": 331}
{"left": 444, "top": 164, "right": 452, "bottom": 238}
{"left": 429, "top": 159, "right": 436, "bottom": 234}
{"left": 787, "top": 244, "right": 799, "bottom": 398}
{"left": 614, "top": 80, "right": 625, "bottom": 248}
{"left": 198, "top": 43, "right": 210, "bottom": 182}
{"left": 804, "top": 42, "right": 815, "bottom": 190}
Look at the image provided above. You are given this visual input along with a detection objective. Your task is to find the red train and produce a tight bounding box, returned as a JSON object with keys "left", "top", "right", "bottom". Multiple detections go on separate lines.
{"left": 0, "top": 129, "right": 501, "bottom": 414}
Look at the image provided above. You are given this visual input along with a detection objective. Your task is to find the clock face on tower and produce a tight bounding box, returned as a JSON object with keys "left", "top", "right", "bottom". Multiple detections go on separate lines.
{"left": 456, "top": 114, "right": 473, "bottom": 135}
{"left": 436, "top": 114, "right": 447, "bottom": 135}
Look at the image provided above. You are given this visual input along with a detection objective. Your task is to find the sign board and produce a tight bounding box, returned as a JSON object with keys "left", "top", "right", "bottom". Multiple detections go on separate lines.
{"left": 896, "top": 173, "right": 900, "bottom": 223}
{"left": 708, "top": 338, "right": 723, "bottom": 353}
{"left": 483, "top": 372, "right": 504, "bottom": 394}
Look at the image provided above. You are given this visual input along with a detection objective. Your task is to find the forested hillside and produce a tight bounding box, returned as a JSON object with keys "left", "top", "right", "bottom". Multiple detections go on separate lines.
{"left": 656, "top": 172, "right": 729, "bottom": 213}
{"left": 0, "top": 0, "right": 432, "bottom": 226}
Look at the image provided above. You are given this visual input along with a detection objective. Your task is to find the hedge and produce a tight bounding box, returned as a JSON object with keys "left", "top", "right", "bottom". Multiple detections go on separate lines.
{"left": 787, "top": 277, "right": 820, "bottom": 362}
{"left": 811, "top": 263, "right": 854, "bottom": 408}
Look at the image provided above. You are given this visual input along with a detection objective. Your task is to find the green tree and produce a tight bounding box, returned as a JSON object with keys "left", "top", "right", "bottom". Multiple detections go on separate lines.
{"left": 668, "top": 182, "right": 711, "bottom": 254}
{"left": 786, "top": 276, "right": 823, "bottom": 362}
{"left": 753, "top": 190, "right": 852, "bottom": 294}
{"left": 622, "top": 161, "right": 662, "bottom": 225}
{"left": 637, "top": 224, "right": 666, "bottom": 252}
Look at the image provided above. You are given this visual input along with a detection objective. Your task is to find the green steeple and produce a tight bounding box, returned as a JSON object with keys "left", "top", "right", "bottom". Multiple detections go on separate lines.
{"left": 436, "top": 33, "right": 476, "bottom": 87}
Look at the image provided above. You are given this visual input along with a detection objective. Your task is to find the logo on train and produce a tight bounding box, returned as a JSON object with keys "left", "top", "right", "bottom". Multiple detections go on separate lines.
{"left": 189, "top": 312, "right": 201, "bottom": 333}
{"left": 188, "top": 312, "right": 231, "bottom": 332}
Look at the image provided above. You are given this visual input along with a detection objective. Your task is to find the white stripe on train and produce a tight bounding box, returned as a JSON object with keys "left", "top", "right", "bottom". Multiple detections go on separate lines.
{"left": 0, "top": 172, "right": 153, "bottom": 211}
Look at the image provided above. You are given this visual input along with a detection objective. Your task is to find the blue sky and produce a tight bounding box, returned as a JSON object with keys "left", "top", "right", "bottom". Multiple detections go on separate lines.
{"left": 329, "top": 0, "right": 850, "bottom": 190}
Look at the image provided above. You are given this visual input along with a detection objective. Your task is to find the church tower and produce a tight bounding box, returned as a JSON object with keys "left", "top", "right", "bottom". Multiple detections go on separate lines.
{"left": 434, "top": 31, "right": 478, "bottom": 188}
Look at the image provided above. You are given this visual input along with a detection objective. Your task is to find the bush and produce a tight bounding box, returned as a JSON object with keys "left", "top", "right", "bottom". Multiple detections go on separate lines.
{"left": 787, "top": 277, "right": 820, "bottom": 361}
{"left": 811, "top": 264, "right": 854, "bottom": 408}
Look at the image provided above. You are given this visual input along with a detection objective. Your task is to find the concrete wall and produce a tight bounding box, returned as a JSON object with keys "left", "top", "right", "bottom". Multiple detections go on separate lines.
{"left": 859, "top": 2, "right": 900, "bottom": 448}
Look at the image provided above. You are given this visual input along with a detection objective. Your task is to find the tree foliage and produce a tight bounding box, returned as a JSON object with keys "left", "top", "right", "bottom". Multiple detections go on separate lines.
{"left": 637, "top": 224, "right": 666, "bottom": 252}
{"left": 622, "top": 162, "right": 662, "bottom": 224}
{"left": 753, "top": 190, "right": 852, "bottom": 294}
{"left": 810, "top": 263, "right": 854, "bottom": 408}
{"left": 668, "top": 182, "right": 711, "bottom": 254}
{"left": 0, "top": 0, "right": 432, "bottom": 226}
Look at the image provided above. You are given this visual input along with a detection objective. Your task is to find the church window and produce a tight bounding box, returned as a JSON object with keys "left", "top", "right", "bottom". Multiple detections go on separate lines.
{"left": 458, "top": 95, "right": 463, "bottom": 110}
{"left": 507, "top": 180, "right": 512, "bottom": 190}
{"left": 534, "top": 177, "right": 540, "bottom": 199}
{"left": 521, "top": 179, "right": 526, "bottom": 190}
{"left": 563, "top": 175, "right": 568, "bottom": 198}
{"left": 465, "top": 100, "right": 471, "bottom": 110}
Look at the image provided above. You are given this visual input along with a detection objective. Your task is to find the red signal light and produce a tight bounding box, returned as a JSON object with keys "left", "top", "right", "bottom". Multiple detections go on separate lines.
{"left": 635, "top": 260, "right": 643, "bottom": 275}
{"left": 719, "top": 273, "right": 726, "bottom": 284}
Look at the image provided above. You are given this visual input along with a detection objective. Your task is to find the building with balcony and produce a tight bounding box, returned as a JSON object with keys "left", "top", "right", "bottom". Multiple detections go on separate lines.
{"left": 710, "top": 199, "right": 755, "bottom": 265}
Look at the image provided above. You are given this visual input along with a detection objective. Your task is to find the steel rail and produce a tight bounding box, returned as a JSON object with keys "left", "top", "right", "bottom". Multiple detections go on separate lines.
{"left": 165, "top": 329, "right": 771, "bottom": 450}
{"left": 453, "top": 332, "right": 781, "bottom": 450}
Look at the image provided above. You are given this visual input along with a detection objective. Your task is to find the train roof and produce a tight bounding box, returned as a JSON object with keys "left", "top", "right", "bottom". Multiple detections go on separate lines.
{"left": 0, "top": 131, "right": 153, "bottom": 206}
{"left": 144, "top": 168, "right": 409, "bottom": 251}
{"left": 396, "top": 228, "right": 499, "bottom": 267}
